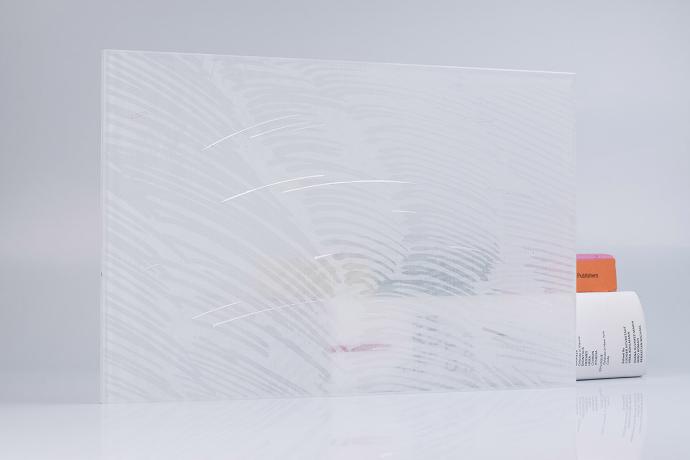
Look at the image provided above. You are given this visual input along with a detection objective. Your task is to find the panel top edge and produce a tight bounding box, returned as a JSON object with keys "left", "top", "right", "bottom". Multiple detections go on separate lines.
{"left": 101, "top": 49, "right": 575, "bottom": 76}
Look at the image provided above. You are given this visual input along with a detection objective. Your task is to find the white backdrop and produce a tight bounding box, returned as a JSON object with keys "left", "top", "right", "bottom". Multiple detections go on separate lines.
{"left": 1, "top": 0, "right": 688, "bottom": 401}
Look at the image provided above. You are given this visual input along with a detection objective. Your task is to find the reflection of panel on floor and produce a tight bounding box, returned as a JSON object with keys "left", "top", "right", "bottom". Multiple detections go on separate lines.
{"left": 100, "top": 386, "right": 576, "bottom": 460}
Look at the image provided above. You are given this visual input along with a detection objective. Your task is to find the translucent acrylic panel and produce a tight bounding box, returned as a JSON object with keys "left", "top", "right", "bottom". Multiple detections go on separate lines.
{"left": 101, "top": 50, "right": 575, "bottom": 402}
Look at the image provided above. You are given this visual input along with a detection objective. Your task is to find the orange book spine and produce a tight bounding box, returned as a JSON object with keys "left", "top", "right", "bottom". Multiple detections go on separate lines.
{"left": 576, "top": 254, "right": 617, "bottom": 292}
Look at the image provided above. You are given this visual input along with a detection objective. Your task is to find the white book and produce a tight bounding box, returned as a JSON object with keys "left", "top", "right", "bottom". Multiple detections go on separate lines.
{"left": 576, "top": 292, "right": 647, "bottom": 380}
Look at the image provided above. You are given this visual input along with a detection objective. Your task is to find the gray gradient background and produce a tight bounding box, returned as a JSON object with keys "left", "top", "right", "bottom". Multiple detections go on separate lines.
{"left": 1, "top": 0, "right": 688, "bottom": 402}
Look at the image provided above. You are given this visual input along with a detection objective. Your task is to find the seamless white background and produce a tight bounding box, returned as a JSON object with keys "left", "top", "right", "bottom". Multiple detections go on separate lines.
{"left": 1, "top": 0, "right": 688, "bottom": 402}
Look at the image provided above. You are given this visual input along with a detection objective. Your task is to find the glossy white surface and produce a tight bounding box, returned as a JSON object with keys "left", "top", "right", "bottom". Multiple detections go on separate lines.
{"left": 2, "top": 374, "right": 688, "bottom": 459}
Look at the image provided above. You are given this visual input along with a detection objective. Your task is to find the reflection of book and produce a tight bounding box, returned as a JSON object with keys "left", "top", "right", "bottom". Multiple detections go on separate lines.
{"left": 576, "top": 379, "right": 646, "bottom": 459}
{"left": 576, "top": 254, "right": 617, "bottom": 292}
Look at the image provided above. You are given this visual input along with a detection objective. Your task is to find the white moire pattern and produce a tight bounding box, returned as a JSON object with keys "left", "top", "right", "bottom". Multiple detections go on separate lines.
{"left": 101, "top": 50, "right": 576, "bottom": 401}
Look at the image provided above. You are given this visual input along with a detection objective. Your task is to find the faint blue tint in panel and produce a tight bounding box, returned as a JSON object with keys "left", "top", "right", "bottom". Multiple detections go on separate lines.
{"left": 101, "top": 50, "right": 576, "bottom": 402}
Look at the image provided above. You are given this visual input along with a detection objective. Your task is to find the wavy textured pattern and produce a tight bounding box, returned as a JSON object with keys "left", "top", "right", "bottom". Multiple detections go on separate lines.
{"left": 101, "top": 50, "right": 576, "bottom": 402}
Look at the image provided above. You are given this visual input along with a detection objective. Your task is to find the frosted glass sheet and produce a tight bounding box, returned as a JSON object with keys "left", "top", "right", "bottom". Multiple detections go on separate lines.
{"left": 101, "top": 50, "right": 575, "bottom": 401}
